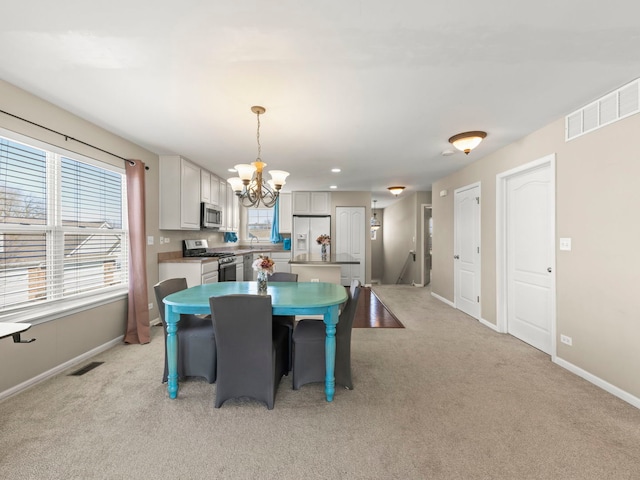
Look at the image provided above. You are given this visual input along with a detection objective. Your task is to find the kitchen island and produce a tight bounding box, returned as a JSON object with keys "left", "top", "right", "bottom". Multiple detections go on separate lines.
{"left": 290, "top": 253, "right": 360, "bottom": 285}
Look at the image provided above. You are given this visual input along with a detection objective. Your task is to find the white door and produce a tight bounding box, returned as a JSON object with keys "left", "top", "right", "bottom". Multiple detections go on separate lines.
{"left": 454, "top": 184, "right": 481, "bottom": 319}
{"left": 335, "top": 207, "right": 366, "bottom": 286}
{"left": 504, "top": 161, "right": 555, "bottom": 354}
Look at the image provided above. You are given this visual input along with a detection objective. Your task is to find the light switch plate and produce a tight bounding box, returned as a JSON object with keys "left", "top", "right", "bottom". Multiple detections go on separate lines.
{"left": 559, "top": 238, "right": 571, "bottom": 251}
{"left": 147, "top": 236, "right": 154, "bottom": 246}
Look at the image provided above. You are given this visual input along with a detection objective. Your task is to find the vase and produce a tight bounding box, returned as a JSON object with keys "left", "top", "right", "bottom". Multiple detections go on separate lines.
{"left": 321, "top": 244, "right": 327, "bottom": 258}
{"left": 257, "top": 271, "right": 268, "bottom": 294}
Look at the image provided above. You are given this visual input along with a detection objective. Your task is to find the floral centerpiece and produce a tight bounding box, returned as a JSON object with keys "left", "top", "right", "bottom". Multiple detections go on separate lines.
{"left": 252, "top": 255, "right": 275, "bottom": 294}
{"left": 316, "top": 234, "right": 331, "bottom": 257}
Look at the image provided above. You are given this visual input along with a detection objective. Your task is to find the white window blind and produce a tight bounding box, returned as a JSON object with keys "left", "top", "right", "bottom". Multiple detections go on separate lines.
{"left": 0, "top": 134, "right": 128, "bottom": 314}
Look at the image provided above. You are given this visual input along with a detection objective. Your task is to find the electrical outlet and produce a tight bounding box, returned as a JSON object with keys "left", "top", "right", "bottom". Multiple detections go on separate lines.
{"left": 310, "top": 278, "right": 320, "bottom": 282}
{"left": 165, "top": 237, "right": 170, "bottom": 243}
{"left": 560, "top": 334, "right": 572, "bottom": 346}
{"left": 147, "top": 236, "right": 154, "bottom": 246}
{"left": 148, "top": 303, "right": 153, "bottom": 311}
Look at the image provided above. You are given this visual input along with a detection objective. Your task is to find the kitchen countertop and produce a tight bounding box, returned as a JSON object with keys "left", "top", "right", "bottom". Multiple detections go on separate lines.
{"left": 158, "top": 247, "right": 291, "bottom": 263}
{"left": 290, "top": 253, "right": 360, "bottom": 265}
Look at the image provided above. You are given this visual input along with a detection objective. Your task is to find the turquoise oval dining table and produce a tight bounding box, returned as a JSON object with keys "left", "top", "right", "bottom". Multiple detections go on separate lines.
{"left": 163, "top": 281, "right": 348, "bottom": 402}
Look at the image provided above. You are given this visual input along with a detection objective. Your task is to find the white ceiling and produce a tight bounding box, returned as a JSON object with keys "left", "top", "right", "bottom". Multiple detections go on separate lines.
{"left": 2, "top": 1, "right": 640, "bottom": 207}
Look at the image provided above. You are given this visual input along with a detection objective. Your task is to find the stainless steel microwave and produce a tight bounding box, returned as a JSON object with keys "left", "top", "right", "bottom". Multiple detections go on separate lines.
{"left": 201, "top": 202, "right": 222, "bottom": 229}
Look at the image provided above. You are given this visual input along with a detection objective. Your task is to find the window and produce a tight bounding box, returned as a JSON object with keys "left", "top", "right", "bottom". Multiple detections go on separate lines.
{"left": 0, "top": 131, "right": 128, "bottom": 318}
{"left": 247, "top": 207, "right": 274, "bottom": 242}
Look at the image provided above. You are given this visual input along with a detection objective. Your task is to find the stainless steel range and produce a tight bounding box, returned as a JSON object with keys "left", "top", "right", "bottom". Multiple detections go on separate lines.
{"left": 183, "top": 239, "right": 238, "bottom": 282}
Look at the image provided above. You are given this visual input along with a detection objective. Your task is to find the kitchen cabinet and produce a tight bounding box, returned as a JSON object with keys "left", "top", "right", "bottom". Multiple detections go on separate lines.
{"left": 159, "top": 155, "right": 201, "bottom": 230}
{"left": 218, "top": 178, "right": 228, "bottom": 230}
{"left": 292, "top": 191, "right": 331, "bottom": 215}
{"left": 159, "top": 259, "right": 219, "bottom": 287}
{"left": 200, "top": 170, "right": 211, "bottom": 203}
{"left": 278, "top": 192, "right": 292, "bottom": 233}
{"left": 271, "top": 251, "right": 292, "bottom": 275}
{"left": 227, "top": 184, "right": 240, "bottom": 232}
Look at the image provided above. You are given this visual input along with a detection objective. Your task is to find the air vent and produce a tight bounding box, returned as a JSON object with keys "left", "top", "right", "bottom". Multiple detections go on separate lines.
{"left": 69, "top": 361, "right": 104, "bottom": 376}
{"left": 565, "top": 78, "right": 640, "bottom": 141}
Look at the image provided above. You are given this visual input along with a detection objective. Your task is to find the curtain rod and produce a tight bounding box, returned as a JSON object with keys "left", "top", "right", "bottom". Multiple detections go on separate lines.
{"left": 0, "top": 108, "right": 144, "bottom": 168}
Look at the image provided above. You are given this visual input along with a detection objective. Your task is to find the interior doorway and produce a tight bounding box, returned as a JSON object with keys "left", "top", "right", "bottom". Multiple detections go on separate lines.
{"left": 420, "top": 204, "right": 432, "bottom": 287}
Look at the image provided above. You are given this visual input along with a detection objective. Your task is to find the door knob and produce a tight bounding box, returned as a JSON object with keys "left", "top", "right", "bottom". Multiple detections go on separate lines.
{"left": 547, "top": 267, "right": 552, "bottom": 273}
{"left": 454, "top": 255, "right": 460, "bottom": 259}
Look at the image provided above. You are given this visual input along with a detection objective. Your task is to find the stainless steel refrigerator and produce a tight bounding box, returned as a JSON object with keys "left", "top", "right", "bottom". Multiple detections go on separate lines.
{"left": 292, "top": 215, "right": 331, "bottom": 257}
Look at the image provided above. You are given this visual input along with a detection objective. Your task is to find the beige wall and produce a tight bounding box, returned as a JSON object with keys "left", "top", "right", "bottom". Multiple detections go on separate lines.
{"left": 432, "top": 112, "right": 640, "bottom": 399}
{"left": 0, "top": 79, "right": 159, "bottom": 393}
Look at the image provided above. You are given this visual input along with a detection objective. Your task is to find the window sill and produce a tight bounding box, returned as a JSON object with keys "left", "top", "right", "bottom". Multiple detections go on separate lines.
{"left": 0, "top": 289, "right": 128, "bottom": 326}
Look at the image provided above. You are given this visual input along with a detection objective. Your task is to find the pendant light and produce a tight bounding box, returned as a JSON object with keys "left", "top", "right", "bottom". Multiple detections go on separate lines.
{"left": 370, "top": 200, "right": 381, "bottom": 231}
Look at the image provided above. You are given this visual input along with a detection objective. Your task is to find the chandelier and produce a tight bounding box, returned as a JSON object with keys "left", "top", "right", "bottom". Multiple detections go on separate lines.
{"left": 227, "top": 106, "right": 289, "bottom": 208}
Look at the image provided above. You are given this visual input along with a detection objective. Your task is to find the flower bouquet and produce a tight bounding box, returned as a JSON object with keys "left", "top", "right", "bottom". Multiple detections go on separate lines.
{"left": 252, "top": 255, "right": 275, "bottom": 294}
{"left": 316, "top": 234, "right": 330, "bottom": 257}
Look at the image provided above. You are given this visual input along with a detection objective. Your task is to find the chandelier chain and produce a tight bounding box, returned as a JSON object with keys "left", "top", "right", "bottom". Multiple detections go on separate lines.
{"left": 256, "top": 111, "right": 262, "bottom": 161}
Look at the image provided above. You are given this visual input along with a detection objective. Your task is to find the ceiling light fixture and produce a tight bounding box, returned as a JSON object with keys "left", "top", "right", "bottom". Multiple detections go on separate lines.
{"left": 370, "top": 200, "right": 381, "bottom": 231}
{"left": 448, "top": 131, "right": 487, "bottom": 155}
{"left": 227, "top": 106, "right": 289, "bottom": 208}
{"left": 387, "top": 186, "right": 405, "bottom": 197}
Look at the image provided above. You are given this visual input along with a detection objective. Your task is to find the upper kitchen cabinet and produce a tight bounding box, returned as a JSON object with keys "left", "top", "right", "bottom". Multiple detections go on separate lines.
{"left": 292, "top": 191, "right": 331, "bottom": 215}
{"left": 159, "top": 155, "right": 201, "bottom": 230}
{"left": 217, "top": 177, "right": 228, "bottom": 230}
{"left": 201, "top": 169, "right": 221, "bottom": 206}
{"left": 278, "top": 192, "right": 292, "bottom": 233}
{"left": 200, "top": 169, "right": 211, "bottom": 203}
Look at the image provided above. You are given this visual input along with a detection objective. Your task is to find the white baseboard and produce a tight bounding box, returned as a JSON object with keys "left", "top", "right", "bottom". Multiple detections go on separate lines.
{"left": 479, "top": 317, "right": 499, "bottom": 332}
{"left": 554, "top": 356, "right": 640, "bottom": 410}
{"left": 0, "top": 335, "right": 124, "bottom": 402}
{"left": 431, "top": 291, "right": 455, "bottom": 308}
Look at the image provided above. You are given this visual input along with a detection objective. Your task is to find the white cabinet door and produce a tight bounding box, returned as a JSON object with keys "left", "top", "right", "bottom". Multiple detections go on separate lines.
{"left": 218, "top": 178, "right": 228, "bottom": 230}
{"left": 200, "top": 170, "right": 211, "bottom": 203}
{"left": 271, "top": 251, "right": 292, "bottom": 274}
{"left": 278, "top": 193, "right": 292, "bottom": 233}
{"left": 180, "top": 160, "right": 202, "bottom": 229}
{"left": 310, "top": 192, "right": 330, "bottom": 215}
{"left": 159, "top": 155, "right": 201, "bottom": 230}
{"left": 210, "top": 174, "right": 220, "bottom": 206}
{"left": 292, "top": 191, "right": 311, "bottom": 215}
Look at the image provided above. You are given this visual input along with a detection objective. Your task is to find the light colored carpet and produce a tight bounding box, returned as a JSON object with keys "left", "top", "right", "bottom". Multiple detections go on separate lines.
{"left": 1, "top": 285, "right": 639, "bottom": 479}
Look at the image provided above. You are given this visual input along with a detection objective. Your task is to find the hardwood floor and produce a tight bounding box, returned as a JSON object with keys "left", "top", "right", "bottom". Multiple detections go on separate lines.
{"left": 353, "top": 287, "right": 404, "bottom": 328}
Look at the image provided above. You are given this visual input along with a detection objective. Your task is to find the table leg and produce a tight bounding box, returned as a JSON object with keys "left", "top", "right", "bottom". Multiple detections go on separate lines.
{"left": 323, "top": 304, "right": 339, "bottom": 402}
{"left": 165, "top": 305, "right": 179, "bottom": 399}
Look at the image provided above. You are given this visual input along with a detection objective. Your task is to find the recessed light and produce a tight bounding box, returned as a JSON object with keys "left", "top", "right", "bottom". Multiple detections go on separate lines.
{"left": 329, "top": 185, "right": 338, "bottom": 189}
{"left": 331, "top": 168, "right": 341, "bottom": 173}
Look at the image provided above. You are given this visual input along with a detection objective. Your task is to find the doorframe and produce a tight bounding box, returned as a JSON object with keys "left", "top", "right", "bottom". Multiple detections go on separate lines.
{"left": 496, "top": 153, "right": 557, "bottom": 360}
{"left": 454, "top": 182, "right": 481, "bottom": 320}
{"left": 419, "top": 203, "right": 432, "bottom": 287}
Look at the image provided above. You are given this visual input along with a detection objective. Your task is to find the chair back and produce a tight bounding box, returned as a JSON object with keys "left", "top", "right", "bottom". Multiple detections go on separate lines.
{"left": 154, "top": 278, "right": 189, "bottom": 325}
{"left": 268, "top": 272, "right": 298, "bottom": 282}
{"left": 337, "top": 281, "right": 361, "bottom": 337}
{"left": 209, "top": 294, "right": 274, "bottom": 388}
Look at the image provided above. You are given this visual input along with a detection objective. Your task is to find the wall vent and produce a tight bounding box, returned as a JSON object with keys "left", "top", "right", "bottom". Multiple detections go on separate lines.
{"left": 68, "top": 361, "right": 104, "bottom": 376}
{"left": 565, "top": 78, "right": 640, "bottom": 141}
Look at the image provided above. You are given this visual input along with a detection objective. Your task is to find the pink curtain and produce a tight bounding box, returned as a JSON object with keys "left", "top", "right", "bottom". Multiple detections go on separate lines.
{"left": 124, "top": 160, "right": 151, "bottom": 344}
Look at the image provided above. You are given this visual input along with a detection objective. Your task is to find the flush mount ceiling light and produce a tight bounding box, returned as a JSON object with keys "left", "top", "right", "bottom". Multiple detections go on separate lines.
{"left": 448, "top": 131, "right": 487, "bottom": 155}
{"left": 387, "top": 186, "right": 405, "bottom": 197}
{"left": 370, "top": 199, "right": 381, "bottom": 231}
{"left": 227, "top": 106, "right": 290, "bottom": 208}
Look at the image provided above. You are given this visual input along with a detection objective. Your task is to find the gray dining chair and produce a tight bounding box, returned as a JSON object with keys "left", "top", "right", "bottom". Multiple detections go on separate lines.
{"left": 154, "top": 278, "right": 217, "bottom": 384}
{"left": 208, "top": 294, "right": 288, "bottom": 410}
{"left": 267, "top": 271, "right": 298, "bottom": 372}
{"left": 292, "top": 280, "right": 361, "bottom": 390}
